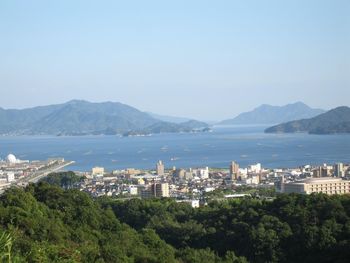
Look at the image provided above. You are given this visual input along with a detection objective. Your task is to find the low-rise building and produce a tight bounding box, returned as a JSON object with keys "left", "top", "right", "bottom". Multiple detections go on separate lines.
{"left": 92, "top": 167, "right": 105, "bottom": 177}
{"left": 128, "top": 185, "right": 139, "bottom": 195}
{"left": 281, "top": 177, "right": 350, "bottom": 195}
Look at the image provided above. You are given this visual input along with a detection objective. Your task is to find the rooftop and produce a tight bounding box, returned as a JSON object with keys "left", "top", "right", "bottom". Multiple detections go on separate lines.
{"left": 292, "top": 177, "right": 344, "bottom": 184}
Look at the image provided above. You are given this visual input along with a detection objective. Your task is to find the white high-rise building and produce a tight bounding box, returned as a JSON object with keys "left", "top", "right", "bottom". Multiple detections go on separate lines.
{"left": 198, "top": 167, "right": 209, "bottom": 179}
{"left": 249, "top": 163, "right": 262, "bottom": 173}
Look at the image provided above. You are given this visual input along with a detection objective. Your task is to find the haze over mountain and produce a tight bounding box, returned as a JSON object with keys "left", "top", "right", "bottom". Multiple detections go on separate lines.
{"left": 0, "top": 100, "right": 209, "bottom": 136}
{"left": 219, "top": 102, "right": 325, "bottom": 125}
{"left": 265, "top": 106, "right": 350, "bottom": 134}
{"left": 146, "top": 112, "right": 192, "bottom": 124}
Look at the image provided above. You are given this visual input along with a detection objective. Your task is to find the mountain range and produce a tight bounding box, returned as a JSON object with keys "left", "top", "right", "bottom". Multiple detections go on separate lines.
{"left": 2, "top": 100, "right": 347, "bottom": 136}
{"left": 219, "top": 102, "right": 325, "bottom": 125}
{"left": 265, "top": 106, "right": 350, "bottom": 134}
{"left": 0, "top": 100, "right": 209, "bottom": 136}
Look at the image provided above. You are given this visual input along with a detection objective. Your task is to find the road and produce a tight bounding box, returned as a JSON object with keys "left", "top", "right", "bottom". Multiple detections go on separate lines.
{"left": 0, "top": 161, "right": 75, "bottom": 194}
{"left": 18, "top": 161, "right": 75, "bottom": 185}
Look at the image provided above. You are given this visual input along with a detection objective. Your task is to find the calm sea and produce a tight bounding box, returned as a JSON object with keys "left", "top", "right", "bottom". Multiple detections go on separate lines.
{"left": 0, "top": 125, "right": 349, "bottom": 171}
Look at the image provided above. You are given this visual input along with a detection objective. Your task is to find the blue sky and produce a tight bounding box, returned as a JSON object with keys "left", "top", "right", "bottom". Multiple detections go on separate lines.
{"left": 0, "top": 0, "right": 349, "bottom": 120}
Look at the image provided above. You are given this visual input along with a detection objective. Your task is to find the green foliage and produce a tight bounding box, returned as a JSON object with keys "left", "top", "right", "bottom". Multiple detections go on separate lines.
{"left": 41, "top": 171, "right": 84, "bottom": 189}
{"left": 0, "top": 231, "right": 13, "bottom": 262}
{"left": 0, "top": 184, "right": 179, "bottom": 262}
{"left": 1, "top": 182, "right": 350, "bottom": 262}
{"left": 177, "top": 247, "right": 218, "bottom": 263}
{"left": 109, "top": 193, "right": 350, "bottom": 263}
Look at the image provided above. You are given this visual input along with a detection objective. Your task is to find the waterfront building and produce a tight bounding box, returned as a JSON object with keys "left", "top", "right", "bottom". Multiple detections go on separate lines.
{"left": 279, "top": 177, "right": 350, "bottom": 195}
{"left": 92, "top": 167, "right": 105, "bottom": 177}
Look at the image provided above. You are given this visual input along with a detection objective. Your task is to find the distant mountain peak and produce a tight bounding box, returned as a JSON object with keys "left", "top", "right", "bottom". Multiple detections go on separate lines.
{"left": 219, "top": 102, "right": 325, "bottom": 125}
{"left": 65, "top": 99, "right": 90, "bottom": 105}
{"left": 257, "top": 101, "right": 308, "bottom": 109}
{"left": 292, "top": 101, "right": 307, "bottom": 106}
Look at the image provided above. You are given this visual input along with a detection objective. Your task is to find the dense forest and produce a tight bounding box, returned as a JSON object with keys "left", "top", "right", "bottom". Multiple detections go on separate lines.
{"left": 0, "top": 173, "right": 349, "bottom": 262}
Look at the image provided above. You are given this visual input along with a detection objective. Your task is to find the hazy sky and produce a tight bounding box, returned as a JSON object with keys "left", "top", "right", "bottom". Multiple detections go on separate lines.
{"left": 0, "top": 0, "right": 349, "bottom": 120}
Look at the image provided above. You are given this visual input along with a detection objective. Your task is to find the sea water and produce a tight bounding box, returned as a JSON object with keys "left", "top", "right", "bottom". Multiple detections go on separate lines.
{"left": 0, "top": 125, "right": 349, "bottom": 171}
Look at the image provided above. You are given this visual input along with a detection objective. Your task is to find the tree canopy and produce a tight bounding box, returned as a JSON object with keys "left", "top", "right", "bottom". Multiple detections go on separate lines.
{"left": 0, "top": 174, "right": 349, "bottom": 262}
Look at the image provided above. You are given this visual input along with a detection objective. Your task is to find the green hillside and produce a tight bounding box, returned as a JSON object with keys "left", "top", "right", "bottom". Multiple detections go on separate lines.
{"left": 265, "top": 106, "right": 350, "bottom": 134}
{"left": 0, "top": 177, "right": 350, "bottom": 262}
{"left": 0, "top": 100, "right": 208, "bottom": 136}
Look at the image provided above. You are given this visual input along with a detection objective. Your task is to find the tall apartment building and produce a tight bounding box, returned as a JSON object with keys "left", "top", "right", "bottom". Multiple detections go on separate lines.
{"left": 312, "top": 166, "right": 331, "bottom": 178}
{"left": 156, "top": 160, "right": 165, "bottom": 176}
{"left": 140, "top": 182, "right": 169, "bottom": 199}
{"left": 197, "top": 167, "right": 209, "bottom": 179}
{"left": 334, "top": 163, "right": 344, "bottom": 177}
{"left": 175, "top": 169, "right": 186, "bottom": 179}
{"left": 230, "top": 161, "right": 239, "bottom": 180}
{"left": 152, "top": 182, "right": 169, "bottom": 197}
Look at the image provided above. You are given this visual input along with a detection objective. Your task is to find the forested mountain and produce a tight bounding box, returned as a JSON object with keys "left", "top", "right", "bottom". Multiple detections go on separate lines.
{"left": 219, "top": 102, "right": 324, "bottom": 125}
{"left": 0, "top": 100, "right": 209, "bottom": 136}
{"left": 1, "top": 175, "right": 350, "bottom": 262}
{"left": 265, "top": 106, "right": 350, "bottom": 134}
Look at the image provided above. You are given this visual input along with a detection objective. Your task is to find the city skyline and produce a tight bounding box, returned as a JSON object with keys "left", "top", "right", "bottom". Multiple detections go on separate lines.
{"left": 1, "top": 0, "right": 349, "bottom": 120}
